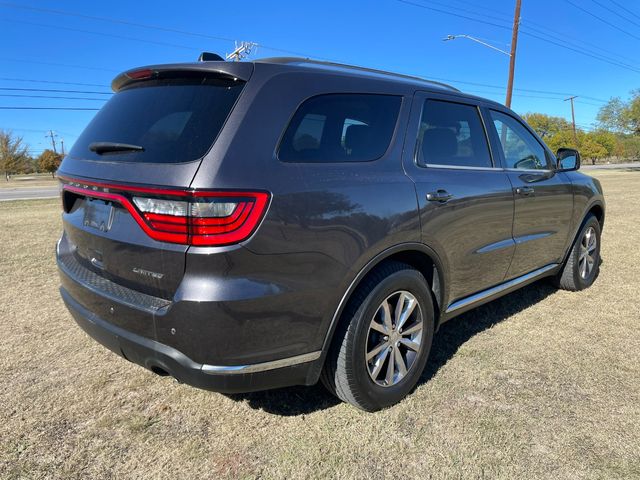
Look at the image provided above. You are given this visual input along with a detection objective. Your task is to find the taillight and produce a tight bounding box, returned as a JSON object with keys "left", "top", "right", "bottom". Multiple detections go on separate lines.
{"left": 60, "top": 177, "right": 270, "bottom": 247}
{"left": 132, "top": 193, "right": 268, "bottom": 246}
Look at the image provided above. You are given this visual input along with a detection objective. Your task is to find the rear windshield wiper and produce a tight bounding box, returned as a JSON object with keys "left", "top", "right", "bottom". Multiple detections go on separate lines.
{"left": 89, "top": 142, "right": 144, "bottom": 155}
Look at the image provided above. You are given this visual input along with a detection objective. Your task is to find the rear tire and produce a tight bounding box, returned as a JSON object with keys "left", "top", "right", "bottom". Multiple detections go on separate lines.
{"left": 554, "top": 214, "right": 601, "bottom": 291}
{"left": 321, "top": 262, "right": 434, "bottom": 411}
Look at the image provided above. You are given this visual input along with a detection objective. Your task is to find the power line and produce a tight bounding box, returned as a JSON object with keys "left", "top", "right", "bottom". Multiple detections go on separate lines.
{"left": 0, "top": 57, "right": 118, "bottom": 72}
{"left": 0, "top": 1, "right": 613, "bottom": 117}
{"left": 398, "top": 0, "right": 640, "bottom": 74}
{"left": 2, "top": 127, "right": 79, "bottom": 136}
{"left": 396, "top": 0, "right": 513, "bottom": 31}
{"left": 576, "top": 101, "right": 607, "bottom": 108}
{"left": 0, "top": 94, "right": 107, "bottom": 101}
{"left": 0, "top": 2, "right": 335, "bottom": 60}
{"left": 407, "top": 74, "right": 608, "bottom": 102}
{"left": 564, "top": 0, "right": 640, "bottom": 41}
{"left": 589, "top": 0, "right": 640, "bottom": 28}
{"left": 465, "top": 90, "right": 580, "bottom": 101}
{"left": 520, "top": 22, "right": 640, "bottom": 69}
{"left": 608, "top": 0, "right": 640, "bottom": 22}
{"left": 0, "top": 74, "right": 608, "bottom": 105}
{"left": 442, "top": 0, "right": 512, "bottom": 19}
{"left": 3, "top": 0, "right": 633, "bottom": 97}
{"left": 0, "top": 77, "right": 109, "bottom": 88}
{"left": 0, "top": 107, "right": 99, "bottom": 110}
{"left": 410, "top": 0, "right": 512, "bottom": 26}
{"left": 0, "top": 87, "right": 111, "bottom": 95}
{"left": 1, "top": 18, "right": 201, "bottom": 52}
{"left": 442, "top": 0, "right": 640, "bottom": 66}
{"left": 519, "top": 28, "right": 640, "bottom": 73}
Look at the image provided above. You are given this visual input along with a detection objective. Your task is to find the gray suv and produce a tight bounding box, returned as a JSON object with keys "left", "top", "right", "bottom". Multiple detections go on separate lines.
{"left": 57, "top": 57, "right": 605, "bottom": 411}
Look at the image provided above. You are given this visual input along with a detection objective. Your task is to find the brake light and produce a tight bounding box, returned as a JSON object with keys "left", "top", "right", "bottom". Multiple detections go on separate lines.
{"left": 133, "top": 194, "right": 267, "bottom": 246}
{"left": 125, "top": 68, "right": 154, "bottom": 80}
{"left": 60, "top": 177, "right": 270, "bottom": 246}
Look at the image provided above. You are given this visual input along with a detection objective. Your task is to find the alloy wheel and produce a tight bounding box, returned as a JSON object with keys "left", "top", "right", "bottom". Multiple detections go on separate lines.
{"left": 579, "top": 226, "right": 597, "bottom": 279}
{"left": 365, "top": 291, "right": 423, "bottom": 387}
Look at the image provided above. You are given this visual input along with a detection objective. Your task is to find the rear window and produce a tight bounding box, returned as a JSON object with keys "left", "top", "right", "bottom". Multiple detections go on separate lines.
{"left": 69, "top": 76, "right": 245, "bottom": 163}
{"left": 278, "top": 94, "right": 401, "bottom": 163}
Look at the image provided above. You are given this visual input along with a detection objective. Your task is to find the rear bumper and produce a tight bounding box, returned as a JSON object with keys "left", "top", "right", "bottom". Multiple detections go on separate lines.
{"left": 60, "top": 287, "right": 321, "bottom": 393}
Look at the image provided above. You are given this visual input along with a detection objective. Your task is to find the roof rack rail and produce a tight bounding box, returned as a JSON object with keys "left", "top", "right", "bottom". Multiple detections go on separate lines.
{"left": 258, "top": 57, "right": 460, "bottom": 92}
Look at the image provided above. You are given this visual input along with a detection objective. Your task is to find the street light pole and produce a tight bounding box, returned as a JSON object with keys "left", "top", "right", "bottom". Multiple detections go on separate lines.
{"left": 443, "top": 34, "right": 511, "bottom": 57}
{"left": 505, "top": 0, "right": 522, "bottom": 108}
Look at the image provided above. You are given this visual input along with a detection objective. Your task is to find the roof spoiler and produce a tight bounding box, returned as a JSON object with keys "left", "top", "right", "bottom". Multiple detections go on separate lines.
{"left": 111, "top": 62, "right": 254, "bottom": 92}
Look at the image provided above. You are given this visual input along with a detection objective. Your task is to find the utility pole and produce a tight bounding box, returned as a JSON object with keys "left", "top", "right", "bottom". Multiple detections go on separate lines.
{"left": 564, "top": 96, "right": 578, "bottom": 146}
{"left": 60, "top": 138, "right": 65, "bottom": 156}
{"left": 505, "top": 0, "right": 522, "bottom": 108}
{"left": 226, "top": 41, "right": 258, "bottom": 62}
{"left": 45, "top": 130, "right": 58, "bottom": 153}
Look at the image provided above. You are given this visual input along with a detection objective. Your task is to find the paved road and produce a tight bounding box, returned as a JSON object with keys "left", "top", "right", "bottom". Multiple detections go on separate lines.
{"left": 582, "top": 162, "right": 640, "bottom": 170}
{"left": 0, "top": 187, "right": 59, "bottom": 201}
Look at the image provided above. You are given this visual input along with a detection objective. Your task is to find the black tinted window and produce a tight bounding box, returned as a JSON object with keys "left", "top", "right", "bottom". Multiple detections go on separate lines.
{"left": 490, "top": 110, "right": 549, "bottom": 170}
{"left": 417, "top": 100, "right": 492, "bottom": 168}
{"left": 279, "top": 94, "right": 401, "bottom": 162}
{"left": 70, "top": 76, "right": 245, "bottom": 163}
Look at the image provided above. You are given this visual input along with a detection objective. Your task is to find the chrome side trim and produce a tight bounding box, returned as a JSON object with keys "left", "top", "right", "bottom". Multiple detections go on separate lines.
{"left": 504, "top": 168, "right": 553, "bottom": 173}
{"left": 514, "top": 232, "right": 553, "bottom": 245}
{"left": 445, "top": 263, "right": 558, "bottom": 314}
{"left": 201, "top": 351, "right": 322, "bottom": 375}
{"left": 423, "top": 164, "right": 502, "bottom": 171}
{"left": 475, "top": 238, "right": 516, "bottom": 254}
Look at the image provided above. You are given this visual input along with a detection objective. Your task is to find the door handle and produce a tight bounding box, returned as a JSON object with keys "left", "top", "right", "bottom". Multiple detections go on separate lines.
{"left": 515, "top": 186, "right": 535, "bottom": 196}
{"left": 426, "top": 190, "right": 453, "bottom": 203}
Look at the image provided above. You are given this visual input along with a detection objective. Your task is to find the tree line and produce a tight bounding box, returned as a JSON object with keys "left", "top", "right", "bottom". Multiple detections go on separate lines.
{"left": 0, "top": 130, "right": 63, "bottom": 180}
{"left": 524, "top": 89, "right": 640, "bottom": 164}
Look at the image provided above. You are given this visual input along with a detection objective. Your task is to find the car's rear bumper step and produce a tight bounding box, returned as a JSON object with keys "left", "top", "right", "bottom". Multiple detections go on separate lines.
{"left": 57, "top": 244, "right": 170, "bottom": 314}
{"left": 60, "top": 287, "right": 320, "bottom": 393}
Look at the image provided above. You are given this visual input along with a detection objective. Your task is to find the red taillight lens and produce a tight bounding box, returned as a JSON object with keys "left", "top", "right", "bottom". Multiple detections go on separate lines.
{"left": 133, "top": 193, "right": 269, "bottom": 246}
{"left": 60, "top": 178, "right": 270, "bottom": 246}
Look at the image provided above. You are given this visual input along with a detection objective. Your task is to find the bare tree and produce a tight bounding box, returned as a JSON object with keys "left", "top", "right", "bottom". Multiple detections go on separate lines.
{"left": 0, "top": 130, "right": 30, "bottom": 181}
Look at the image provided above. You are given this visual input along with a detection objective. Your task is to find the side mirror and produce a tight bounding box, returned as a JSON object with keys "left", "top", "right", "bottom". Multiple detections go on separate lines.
{"left": 556, "top": 148, "right": 580, "bottom": 171}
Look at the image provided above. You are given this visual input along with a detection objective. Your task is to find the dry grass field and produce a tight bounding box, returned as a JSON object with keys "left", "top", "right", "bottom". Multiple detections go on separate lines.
{"left": 0, "top": 175, "right": 58, "bottom": 190}
{"left": 1, "top": 170, "right": 639, "bottom": 479}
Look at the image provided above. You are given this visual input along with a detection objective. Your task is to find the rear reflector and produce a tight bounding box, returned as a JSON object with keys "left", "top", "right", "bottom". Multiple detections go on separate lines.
{"left": 60, "top": 177, "right": 270, "bottom": 246}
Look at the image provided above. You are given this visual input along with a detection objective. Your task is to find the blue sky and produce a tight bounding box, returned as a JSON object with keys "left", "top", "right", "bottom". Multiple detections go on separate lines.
{"left": 1, "top": 0, "right": 639, "bottom": 157}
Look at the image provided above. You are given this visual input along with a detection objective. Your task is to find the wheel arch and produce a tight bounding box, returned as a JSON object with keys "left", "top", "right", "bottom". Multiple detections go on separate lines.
{"left": 314, "top": 243, "right": 447, "bottom": 379}
{"left": 588, "top": 202, "right": 605, "bottom": 229}
{"left": 562, "top": 200, "right": 605, "bottom": 265}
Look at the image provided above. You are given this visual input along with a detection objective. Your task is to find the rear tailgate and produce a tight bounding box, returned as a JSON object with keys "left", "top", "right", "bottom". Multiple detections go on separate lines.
{"left": 58, "top": 62, "right": 252, "bottom": 299}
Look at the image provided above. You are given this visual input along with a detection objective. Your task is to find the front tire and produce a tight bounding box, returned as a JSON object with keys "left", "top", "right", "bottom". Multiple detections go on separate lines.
{"left": 554, "top": 214, "right": 601, "bottom": 291}
{"left": 321, "top": 262, "right": 435, "bottom": 411}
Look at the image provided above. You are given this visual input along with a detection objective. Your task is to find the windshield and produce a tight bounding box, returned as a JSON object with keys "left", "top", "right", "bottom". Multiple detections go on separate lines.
{"left": 69, "top": 76, "right": 245, "bottom": 164}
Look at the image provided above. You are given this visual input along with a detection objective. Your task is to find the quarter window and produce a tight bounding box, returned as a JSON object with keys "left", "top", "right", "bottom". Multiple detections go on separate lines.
{"left": 279, "top": 94, "right": 401, "bottom": 163}
{"left": 490, "top": 110, "right": 549, "bottom": 170}
{"left": 416, "top": 100, "right": 492, "bottom": 168}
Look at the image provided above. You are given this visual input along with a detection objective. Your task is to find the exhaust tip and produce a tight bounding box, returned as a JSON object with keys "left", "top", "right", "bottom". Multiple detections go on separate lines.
{"left": 150, "top": 365, "right": 170, "bottom": 377}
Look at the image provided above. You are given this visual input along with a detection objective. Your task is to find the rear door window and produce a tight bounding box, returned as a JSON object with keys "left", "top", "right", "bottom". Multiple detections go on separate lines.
{"left": 278, "top": 94, "right": 401, "bottom": 163}
{"left": 69, "top": 76, "right": 245, "bottom": 163}
{"left": 416, "top": 99, "right": 493, "bottom": 168}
